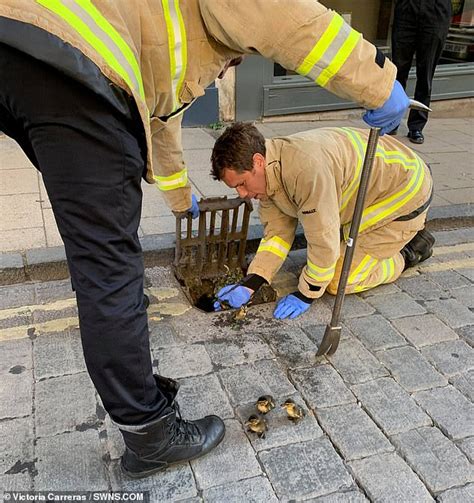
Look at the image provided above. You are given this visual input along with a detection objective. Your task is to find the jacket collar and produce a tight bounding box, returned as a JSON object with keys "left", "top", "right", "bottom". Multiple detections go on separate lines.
{"left": 264, "top": 139, "right": 282, "bottom": 197}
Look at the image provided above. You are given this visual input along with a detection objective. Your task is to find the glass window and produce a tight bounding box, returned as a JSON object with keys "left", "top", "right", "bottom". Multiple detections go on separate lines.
{"left": 441, "top": 0, "right": 474, "bottom": 64}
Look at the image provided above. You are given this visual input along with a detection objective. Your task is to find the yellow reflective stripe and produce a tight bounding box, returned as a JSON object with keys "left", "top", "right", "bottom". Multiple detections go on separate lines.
{"left": 297, "top": 14, "right": 361, "bottom": 87}
{"left": 306, "top": 260, "right": 337, "bottom": 282}
{"left": 354, "top": 257, "right": 395, "bottom": 292}
{"left": 37, "top": 0, "right": 144, "bottom": 100}
{"left": 162, "top": 0, "right": 187, "bottom": 112}
{"left": 349, "top": 255, "right": 378, "bottom": 284}
{"left": 257, "top": 236, "right": 291, "bottom": 260}
{"left": 154, "top": 168, "right": 188, "bottom": 191}
{"left": 341, "top": 127, "right": 365, "bottom": 212}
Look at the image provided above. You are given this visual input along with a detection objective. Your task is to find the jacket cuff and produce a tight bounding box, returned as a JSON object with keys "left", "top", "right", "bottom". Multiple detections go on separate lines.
{"left": 292, "top": 291, "right": 313, "bottom": 304}
{"left": 241, "top": 274, "right": 267, "bottom": 291}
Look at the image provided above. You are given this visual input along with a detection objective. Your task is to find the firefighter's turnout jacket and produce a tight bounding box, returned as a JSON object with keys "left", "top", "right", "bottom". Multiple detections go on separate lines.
{"left": 0, "top": 0, "right": 396, "bottom": 211}
{"left": 247, "top": 128, "right": 433, "bottom": 298}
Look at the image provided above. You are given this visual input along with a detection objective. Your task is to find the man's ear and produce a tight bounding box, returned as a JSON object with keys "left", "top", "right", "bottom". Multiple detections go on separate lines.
{"left": 252, "top": 153, "right": 265, "bottom": 172}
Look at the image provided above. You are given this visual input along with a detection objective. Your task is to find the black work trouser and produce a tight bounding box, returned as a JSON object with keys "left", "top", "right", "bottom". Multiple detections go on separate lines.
{"left": 392, "top": 0, "right": 451, "bottom": 131}
{"left": 0, "top": 43, "right": 167, "bottom": 425}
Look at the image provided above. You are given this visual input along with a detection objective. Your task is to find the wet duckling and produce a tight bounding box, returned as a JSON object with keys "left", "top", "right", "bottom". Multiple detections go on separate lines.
{"left": 281, "top": 399, "right": 305, "bottom": 423}
{"left": 245, "top": 415, "right": 268, "bottom": 438}
{"left": 256, "top": 395, "right": 276, "bottom": 415}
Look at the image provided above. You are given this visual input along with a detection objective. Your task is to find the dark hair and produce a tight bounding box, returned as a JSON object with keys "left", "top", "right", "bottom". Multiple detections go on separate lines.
{"left": 210, "top": 122, "right": 266, "bottom": 180}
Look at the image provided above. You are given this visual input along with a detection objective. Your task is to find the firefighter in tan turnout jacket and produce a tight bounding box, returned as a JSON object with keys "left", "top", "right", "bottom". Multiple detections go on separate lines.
{"left": 212, "top": 123, "right": 434, "bottom": 320}
{"left": 0, "top": 0, "right": 412, "bottom": 477}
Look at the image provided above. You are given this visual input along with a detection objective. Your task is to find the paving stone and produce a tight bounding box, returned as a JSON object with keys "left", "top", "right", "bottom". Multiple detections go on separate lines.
{"left": 458, "top": 267, "right": 474, "bottom": 282}
{"left": 328, "top": 336, "right": 389, "bottom": 385}
{"left": 376, "top": 346, "right": 447, "bottom": 392}
{"left": 236, "top": 392, "right": 323, "bottom": 451}
{"left": 426, "top": 270, "right": 471, "bottom": 290}
{"left": 191, "top": 419, "right": 262, "bottom": 489}
{"left": 359, "top": 283, "right": 401, "bottom": 297}
{"left": 351, "top": 378, "right": 431, "bottom": 435}
{"left": 365, "top": 292, "right": 426, "bottom": 319}
{"left": 34, "top": 279, "right": 75, "bottom": 304}
{"left": 0, "top": 283, "right": 35, "bottom": 310}
{"left": 290, "top": 364, "right": 355, "bottom": 409}
{"left": 31, "top": 303, "right": 78, "bottom": 324}
{"left": 0, "top": 307, "right": 32, "bottom": 330}
{"left": 456, "top": 325, "right": 474, "bottom": 347}
{"left": 103, "top": 415, "right": 124, "bottom": 461}
{"left": 438, "top": 484, "right": 474, "bottom": 503}
{"left": 317, "top": 404, "right": 393, "bottom": 461}
{"left": 261, "top": 327, "right": 318, "bottom": 368}
{"left": 0, "top": 416, "right": 34, "bottom": 473}
{"left": 391, "top": 314, "right": 458, "bottom": 348}
{"left": 203, "top": 476, "right": 278, "bottom": 503}
{"left": 421, "top": 340, "right": 474, "bottom": 376}
{"left": 148, "top": 320, "right": 182, "bottom": 349}
{"left": 344, "top": 315, "right": 406, "bottom": 351}
{"left": 109, "top": 459, "right": 198, "bottom": 501}
{"left": 205, "top": 332, "right": 274, "bottom": 368}
{"left": 0, "top": 370, "right": 32, "bottom": 419}
{"left": 302, "top": 323, "right": 350, "bottom": 348}
{"left": 259, "top": 438, "right": 353, "bottom": 500}
{"left": 154, "top": 344, "right": 213, "bottom": 379}
{"left": 414, "top": 385, "right": 474, "bottom": 440}
{"left": 35, "top": 430, "right": 108, "bottom": 490}
{"left": 35, "top": 372, "right": 98, "bottom": 437}
{"left": 323, "top": 294, "right": 376, "bottom": 319}
{"left": 457, "top": 436, "right": 474, "bottom": 462}
{"left": 0, "top": 338, "right": 31, "bottom": 374}
{"left": 307, "top": 490, "right": 368, "bottom": 502}
{"left": 349, "top": 453, "right": 432, "bottom": 503}
{"left": 176, "top": 373, "right": 234, "bottom": 420}
{"left": 33, "top": 328, "right": 86, "bottom": 379}
{"left": 425, "top": 298, "right": 474, "bottom": 329}
{"left": 391, "top": 427, "right": 474, "bottom": 493}
{"left": 450, "top": 370, "right": 474, "bottom": 401}
{"left": 396, "top": 275, "right": 447, "bottom": 301}
{"left": 218, "top": 359, "right": 295, "bottom": 406}
{"left": 450, "top": 285, "right": 474, "bottom": 309}
{"left": 0, "top": 473, "right": 32, "bottom": 493}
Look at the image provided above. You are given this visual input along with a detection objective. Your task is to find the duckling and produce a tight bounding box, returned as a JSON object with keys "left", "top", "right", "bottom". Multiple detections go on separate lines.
{"left": 281, "top": 399, "right": 305, "bottom": 423}
{"left": 245, "top": 415, "right": 268, "bottom": 438}
{"left": 256, "top": 395, "right": 276, "bottom": 415}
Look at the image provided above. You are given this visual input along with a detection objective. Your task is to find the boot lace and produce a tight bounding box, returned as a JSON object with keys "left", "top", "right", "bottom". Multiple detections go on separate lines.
{"left": 168, "top": 403, "right": 201, "bottom": 445}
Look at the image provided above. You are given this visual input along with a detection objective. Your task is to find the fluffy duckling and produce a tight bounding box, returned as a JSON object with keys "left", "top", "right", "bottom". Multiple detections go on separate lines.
{"left": 281, "top": 399, "right": 305, "bottom": 423}
{"left": 245, "top": 415, "right": 268, "bottom": 438}
{"left": 256, "top": 395, "right": 276, "bottom": 415}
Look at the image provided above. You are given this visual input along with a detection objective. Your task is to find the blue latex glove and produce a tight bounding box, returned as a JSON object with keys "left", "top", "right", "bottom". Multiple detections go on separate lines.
{"left": 363, "top": 80, "right": 410, "bottom": 135}
{"left": 187, "top": 194, "right": 199, "bottom": 219}
{"left": 213, "top": 284, "right": 253, "bottom": 311}
{"left": 273, "top": 294, "right": 311, "bottom": 320}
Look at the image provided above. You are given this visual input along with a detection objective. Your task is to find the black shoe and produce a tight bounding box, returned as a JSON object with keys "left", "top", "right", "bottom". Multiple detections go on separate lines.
{"left": 387, "top": 127, "right": 398, "bottom": 136}
{"left": 407, "top": 130, "right": 424, "bottom": 144}
{"left": 117, "top": 377, "right": 225, "bottom": 478}
{"left": 143, "top": 294, "right": 150, "bottom": 309}
{"left": 400, "top": 228, "right": 435, "bottom": 270}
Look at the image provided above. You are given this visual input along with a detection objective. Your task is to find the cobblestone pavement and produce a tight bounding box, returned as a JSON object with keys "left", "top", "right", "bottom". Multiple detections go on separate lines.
{"left": 0, "top": 226, "right": 473, "bottom": 502}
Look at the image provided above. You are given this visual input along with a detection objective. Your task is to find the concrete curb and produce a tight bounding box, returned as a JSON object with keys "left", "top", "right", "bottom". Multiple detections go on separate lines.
{"left": 1, "top": 203, "right": 472, "bottom": 286}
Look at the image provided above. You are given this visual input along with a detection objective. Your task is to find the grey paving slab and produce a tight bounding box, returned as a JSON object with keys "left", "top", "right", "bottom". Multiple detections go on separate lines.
{"left": 34, "top": 279, "right": 75, "bottom": 304}
{"left": 450, "top": 369, "right": 474, "bottom": 401}
{"left": 0, "top": 307, "right": 32, "bottom": 330}
{"left": 307, "top": 490, "right": 368, "bottom": 502}
{"left": 396, "top": 275, "right": 447, "bottom": 301}
{"left": 317, "top": 404, "right": 393, "bottom": 461}
{"left": 35, "top": 430, "right": 108, "bottom": 491}
{"left": 450, "top": 285, "right": 474, "bottom": 309}
{"left": 391, "top": 314, "right": 459, "bottom": 348}
{"left": 290, "top": 364, "right": 356, "bottom": 409}
{"left": 414, "top": 385, "right": 474, "bottom": 440}
{"left": 35, "top": 372, "right": 98, "bottom": 437}
{"left": 175, "top": 373, "right": 234, "bottom": 420}
{"left": 359, "top": 283, "right": 401, "bottom": 298}
{"left": 421, "top": 340, "right": 474, "bottom": 376}
{"left": 0, "top": 283, "right": 35, "bottom": 310}
{"left": 109, "top": 460, "right": 198, "bottom": 501}
{"left": 391, "top": 427, "right": 474, "bottom": 493}
{"left": 302, "top": 323, "right": 350, "bottom": 348}
{"left": 33, "top": 328, "right": 86, "bottom": 379}
{"left": 154, "top": 344, "right": 213, "bottom": 379}
{"left": 148, "top": 321, "right": 182, "bottom": 349}
{"left": 0, "top": 338, "right": 31, "bottom": 374}
{"left": 0, "top": 473, "right": 32, "bottom": 492}
{"left": 351, "top": 378, "right": 431, "bottom": 436}
{"left": 31, "top": 303, "right": 78, "bottom": 324}
{"left": 344, "top": 315, "right": 407, "bottom": 352}
{"left": 349, "top": 453, "right": 433, "bottom": 503}
{"left": 202, "top": 476, "right": 278, "bottom": 503}
{"left": 182, "top": 128, "right": 216, "bottom": 150}
{"left": 457, "top": 436, "right": 474, "bottom": 462}
{"left": 437, "top": 484, "right": 474, "bottom": 503}
{"left": 456, "top": 325, "right": 474, "bottom": 347}
{"left": 191, "top": 419, "right": 262, "bottom": 489}
{"left": 0, "top": 370, "right": 32, "bottom": 419}
{"left": 0, "top": 416, "right": 34, "bottom": 474}
{"left": 218, "top": 359, "right": 295, "bottom": 407}
{"left": 236, "top": 392, "right": 323, "bottom": 451}
{"left": 103, "top": 415, "right": 124, "bottom": 461}
{"left": 431, "top": 228, "right": 474, "bottom": 247}
{"left": 204, "top": 331, "right": 274, "bottom": 368}
{"left": 327, "top": 336, "right": 389, "bottom": 385}
{"left": 425, "top": 298, "right": 474, "bottom": 329}
{"left": 458, "top": 266, "right": 474, "bottom": 282}
{"left": 259, "top": 437, "right": 354, "bottom": 500}
{"left": 365, "top": 292, "right": 426, "bottom": 319}
{"left": 376, "top": 346, "right": 447, "bottom": 392}
{"left": 323, "top": 294, "right": 376, "bottom": 319}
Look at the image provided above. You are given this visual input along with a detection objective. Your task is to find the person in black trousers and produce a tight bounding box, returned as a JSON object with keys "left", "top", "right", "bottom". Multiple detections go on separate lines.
{"left": 391, "top": 0, "right": 452, "bottom": 143}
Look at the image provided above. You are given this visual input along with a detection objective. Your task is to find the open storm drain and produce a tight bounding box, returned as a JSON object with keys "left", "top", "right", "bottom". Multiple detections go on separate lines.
{"left": 173, "top": 196, "right": 277, "bottom": 312}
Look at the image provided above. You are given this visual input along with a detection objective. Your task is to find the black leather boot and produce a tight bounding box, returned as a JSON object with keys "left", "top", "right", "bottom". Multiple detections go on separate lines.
{"left": 400, "top": 228, "right": 435, "bottom": 270}
{"left": 117, "top": 376, "right": 225, "bottom": 478}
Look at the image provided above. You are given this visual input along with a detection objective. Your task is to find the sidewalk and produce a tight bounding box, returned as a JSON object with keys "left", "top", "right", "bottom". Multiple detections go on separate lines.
{"left": 1, "top": 117, "right": 473, "bottom": 280}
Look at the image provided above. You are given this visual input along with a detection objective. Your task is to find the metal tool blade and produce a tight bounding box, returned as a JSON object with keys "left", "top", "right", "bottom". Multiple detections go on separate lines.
{"left": 409, "top": 99, "right": 432, "bottom": 113}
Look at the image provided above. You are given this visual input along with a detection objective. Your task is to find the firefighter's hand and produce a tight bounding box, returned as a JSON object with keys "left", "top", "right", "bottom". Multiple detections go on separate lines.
{"left": 214, "top": 284, "right": 253, "bottom": 311}
{"left": 363, "top": 80, "right": 410, "bottom": 135}
{"left": 187, "top": 194, "right": 200, "bottom": 219}
{"left": 273, "top": 293, "right": 311, "bottom": 319}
